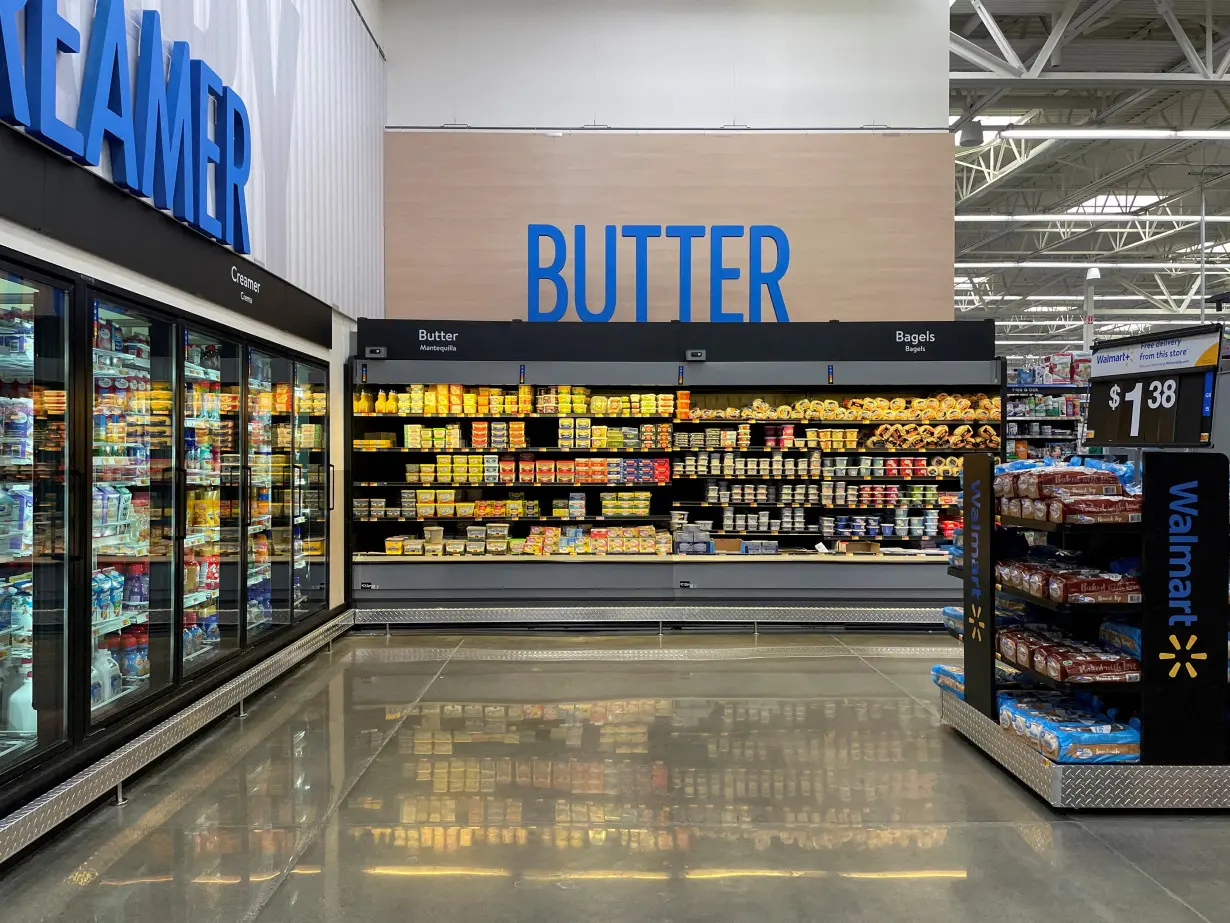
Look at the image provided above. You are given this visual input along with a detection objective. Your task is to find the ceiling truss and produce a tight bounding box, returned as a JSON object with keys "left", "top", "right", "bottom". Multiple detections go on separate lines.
{"left": 950, "top": 0, "right": 1230, "bottom": 354}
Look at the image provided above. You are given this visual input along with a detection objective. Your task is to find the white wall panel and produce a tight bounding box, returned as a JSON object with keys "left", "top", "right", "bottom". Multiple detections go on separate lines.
{"left": 8, "top": 0, "right": 385, "bottom": 320}
{"left": 383, "top": 0, "right": 948, "bottom": 130}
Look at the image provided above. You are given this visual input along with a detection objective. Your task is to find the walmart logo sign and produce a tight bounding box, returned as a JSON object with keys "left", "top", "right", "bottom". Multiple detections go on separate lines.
{"left": 1, "top": 0, "right": 252, "bottom": 252}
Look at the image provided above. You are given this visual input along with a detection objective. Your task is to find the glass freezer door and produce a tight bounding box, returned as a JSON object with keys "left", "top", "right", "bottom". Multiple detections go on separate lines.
{"left": 90, "top": 298, "right": 175, "bottom": 725}
{"left": 246, "top": 350, "right": 292, "bottom": 639}
{"left": 0, "top": 266, "right": 67, "bottom": 775}
{"left": 292, "top": 362, "right": 327, "bottom": 619}
{"left": 181, "top": 330, "right": 242, "bottom": 673}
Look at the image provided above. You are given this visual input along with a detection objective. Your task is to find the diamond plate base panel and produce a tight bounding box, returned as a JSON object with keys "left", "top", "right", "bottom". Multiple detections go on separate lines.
{"left": 941, "top": 690, "right": 1230, "bottom": 809}
{"left": 940, "top": 690, "right": 1058, "bottom": 803}
{"left": 0, "top": 610, "right": 354, "bottom": 865}
{"left": 1058, "top": 764, "right": 1230, "bottom": 809}
{"left": 354, "top": 605, "right": 942, "bottom": 625}
{"left": 352, "top": 643, "right": 957, "bottom": 664}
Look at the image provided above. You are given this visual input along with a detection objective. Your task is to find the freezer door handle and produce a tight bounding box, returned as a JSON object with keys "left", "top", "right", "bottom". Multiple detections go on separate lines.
{"left": 328, "top": 463, "right": 335, "bottom": 511}
{"left": 176, "top": 466, "right": 187, "bottom": 541}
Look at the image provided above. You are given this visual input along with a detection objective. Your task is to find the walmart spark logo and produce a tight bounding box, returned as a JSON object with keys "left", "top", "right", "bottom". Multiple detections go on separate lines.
{"left": 1159, "top": 634, "right": 1207, "bottom": 679}
{"left": 967, "top": 604, "right": 985, "bottom": 642}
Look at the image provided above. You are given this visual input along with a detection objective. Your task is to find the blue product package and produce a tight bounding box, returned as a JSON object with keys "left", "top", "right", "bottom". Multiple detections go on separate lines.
{"left": 1099, "top": 618, "right": 1142, "bottom": 658}
{"left": 930, "top": 663, "right": 966, "bottom": 698}
{"left": 997, "top": 692, "right": 1140, "bottom": 764}
{"left": 941, "top": 605, "right": 962, "bottom": 637}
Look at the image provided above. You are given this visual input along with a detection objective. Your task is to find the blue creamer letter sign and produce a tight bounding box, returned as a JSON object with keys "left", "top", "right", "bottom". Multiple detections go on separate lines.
{"left": 527, "top": 224, "right": 790, "bottom": 322}
{"left": 0, "top": 1, "right": 252, "bottom": 252}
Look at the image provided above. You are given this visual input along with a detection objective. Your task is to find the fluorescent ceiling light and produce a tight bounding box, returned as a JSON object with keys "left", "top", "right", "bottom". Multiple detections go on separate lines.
{"left": 995, "top": 339, "right": 1083, "bottom": 345}
{"left": 999, "top": 127, "right": 1230, "bottom": 141}
{"left": 956, "top": 214, "right": 1230, "bottom": 224}
{"left": 955, "top": 261, "right": 1230, "bottom": 270}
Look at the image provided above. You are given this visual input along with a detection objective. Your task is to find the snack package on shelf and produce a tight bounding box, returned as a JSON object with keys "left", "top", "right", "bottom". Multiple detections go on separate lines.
{"left": 1047, "top": 495, "right": 1142, "bottom": 525}
{"left": 929, "top": 661, "right": 1030, "bottom": 699}
{"left": 998, "top": 691, "right": 1140, "bottom": 764}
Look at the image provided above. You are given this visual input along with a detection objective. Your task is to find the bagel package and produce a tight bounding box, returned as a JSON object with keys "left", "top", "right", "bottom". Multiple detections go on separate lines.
{"left": 1017, "top": 466, "right": 1121, "bottom": 499}
{"left": 1047, "top": 494, "right": 1142, "bottom": 525}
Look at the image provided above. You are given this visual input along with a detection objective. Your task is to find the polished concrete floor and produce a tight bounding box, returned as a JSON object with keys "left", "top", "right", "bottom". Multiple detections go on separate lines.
{"left": 0, "top": 631, "right": 1224, "bottom": 922}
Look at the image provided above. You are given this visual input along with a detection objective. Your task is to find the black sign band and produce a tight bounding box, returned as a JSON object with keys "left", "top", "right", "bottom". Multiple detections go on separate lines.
{"left": 1140, "top": 452, "right": 1229, "bottom": 764}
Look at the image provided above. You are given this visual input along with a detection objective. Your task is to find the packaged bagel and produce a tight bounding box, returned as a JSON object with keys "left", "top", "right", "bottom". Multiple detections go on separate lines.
{"left": 1047, "top": 495, "right": 1142, "bottom": 525}
{"left": 1017, "top": 467, "right": 1121, "bottom": 499}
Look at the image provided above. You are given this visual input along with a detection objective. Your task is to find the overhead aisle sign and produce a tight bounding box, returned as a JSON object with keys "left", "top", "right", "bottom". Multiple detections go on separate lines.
{"left": 1086, "top": 325, "right": 1222, "bottom": 447}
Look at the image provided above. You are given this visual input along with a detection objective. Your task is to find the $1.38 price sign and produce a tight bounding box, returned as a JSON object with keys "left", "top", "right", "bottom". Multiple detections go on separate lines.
{"left": 1087, "top": 371, "right": 1214, "bottom": 447}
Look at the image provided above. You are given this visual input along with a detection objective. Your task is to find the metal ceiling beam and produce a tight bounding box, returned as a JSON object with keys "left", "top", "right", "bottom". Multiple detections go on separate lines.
{"left": 970, "top": 0, "right": 1026, "bottom": 72}
{"left": 950, "top": 34, "right": 1024, "bottom": 79}
{"left": 1154, "top": 0, "right": 1213, "bottom": 78}
{"left": 1027, "top": 0, "right": 1081, "bottom": 78}
{"left": 951, "top": 72, "right": 1230, "bottom": 90}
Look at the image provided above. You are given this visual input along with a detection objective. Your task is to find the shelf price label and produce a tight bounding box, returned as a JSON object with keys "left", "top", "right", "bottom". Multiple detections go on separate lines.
{"left": 1088, "top": 371, "right": 1212, "bottom": 447}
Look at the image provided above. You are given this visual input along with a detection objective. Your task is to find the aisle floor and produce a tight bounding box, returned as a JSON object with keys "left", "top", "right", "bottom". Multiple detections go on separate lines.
{"left": 0, "top": 631, "right": 1223, "bottom": 922}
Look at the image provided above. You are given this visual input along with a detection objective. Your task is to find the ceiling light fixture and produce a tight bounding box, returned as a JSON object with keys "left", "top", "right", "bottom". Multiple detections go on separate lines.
{"left": 956, "top": 214, "right": 1230, "bottom": 224}
{"left": 955, "top": 261, "right": 1230, "bottom": 271}
{"left": 998, "top": 127, "right": 1230, "bottom": 141}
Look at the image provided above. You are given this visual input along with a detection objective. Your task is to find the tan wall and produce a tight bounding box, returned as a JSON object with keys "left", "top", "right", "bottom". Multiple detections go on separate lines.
{"left": 385, "top": 132, "right": 953, "bottom": 323}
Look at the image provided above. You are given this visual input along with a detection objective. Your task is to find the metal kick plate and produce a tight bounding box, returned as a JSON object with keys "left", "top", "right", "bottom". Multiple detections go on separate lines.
{"left": 0, "top": 611, "right": 354, "bottom": 866}
{"left": 940, "top": 690, "right": 1058, "bottom": 803}
{"left": 353, "top": 605, "right": 943, "bottom": 625}
{"left": 941, "top": 689, "right": 1230, "bottom": 809}
{"left": 352, "top": 643, "right": 960, "bottom": 664}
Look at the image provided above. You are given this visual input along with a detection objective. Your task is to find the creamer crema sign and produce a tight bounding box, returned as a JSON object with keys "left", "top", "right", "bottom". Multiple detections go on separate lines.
{"left": 528, "top": 223, "right": 790, "bottom": 323}
{"left": 0, "top": 0, "right": 253, "bottom": 251}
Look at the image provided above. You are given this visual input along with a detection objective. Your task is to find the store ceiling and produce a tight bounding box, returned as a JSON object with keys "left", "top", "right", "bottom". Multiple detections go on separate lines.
{"left": 949, "top": 0, "right": 1230, "bottom": 357}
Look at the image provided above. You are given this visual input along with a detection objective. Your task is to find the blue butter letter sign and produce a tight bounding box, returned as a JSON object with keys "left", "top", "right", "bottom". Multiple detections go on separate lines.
{"left": 709, "top": 225, "right": 744, "bottom": 322}
{"left": 528, "top": 224, "right": 568, "bottom": 322}
{"left": 78, "top": 0, "right": 138, "bottom": 189}
{"left": 135, "top": 11, "right": 194, "bottom": 223}
{"left": 748, "top": 225, "right": 790, "bottom": 322}
{"left": 573, "top": 224, "right": 617, "bottom": 323}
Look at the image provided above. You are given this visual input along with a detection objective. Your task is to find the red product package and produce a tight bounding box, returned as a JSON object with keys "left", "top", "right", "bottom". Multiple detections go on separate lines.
{"left": 1046, "top": 649, "right": 1141, "bottom": 682}
{"left": 1048, "top": 495, "right": 1142, "bottom": 525}
{"left": 1048, "top": 571, "right": 1142, "bottom": 604}
{"left": 1017, "top": 467, "right": 1122, "bottom": 499}
{"left": 1003, "top": 498, "right": 1022, "bottom": 518}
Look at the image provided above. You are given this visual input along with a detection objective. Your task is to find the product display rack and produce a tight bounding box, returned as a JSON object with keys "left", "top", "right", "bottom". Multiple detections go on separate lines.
{"left": 943, "top": 327, "right": 1230, "bottom": 808}
{"left": 349, "top": 320, "right": 999, "bottom": 622}
{"left": 1003, "top": 381, "right": 1090, "bottom": 461}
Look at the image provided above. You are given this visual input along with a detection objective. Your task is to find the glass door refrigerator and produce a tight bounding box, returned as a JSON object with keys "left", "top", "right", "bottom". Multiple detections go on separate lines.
{"left": 181, "top": 329, "right": 243, "bottom": 673}
{"left": 245, "top": 349, "right": 293, "bottom": 639}
{"left": 0, "top": 264, "right": 67, "bottom": 778}
{"left": 292, "top": 362, "right": 328, "bottom": 619}
{"left": 89, "top": 297, "right": 176, "bottom": 724}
